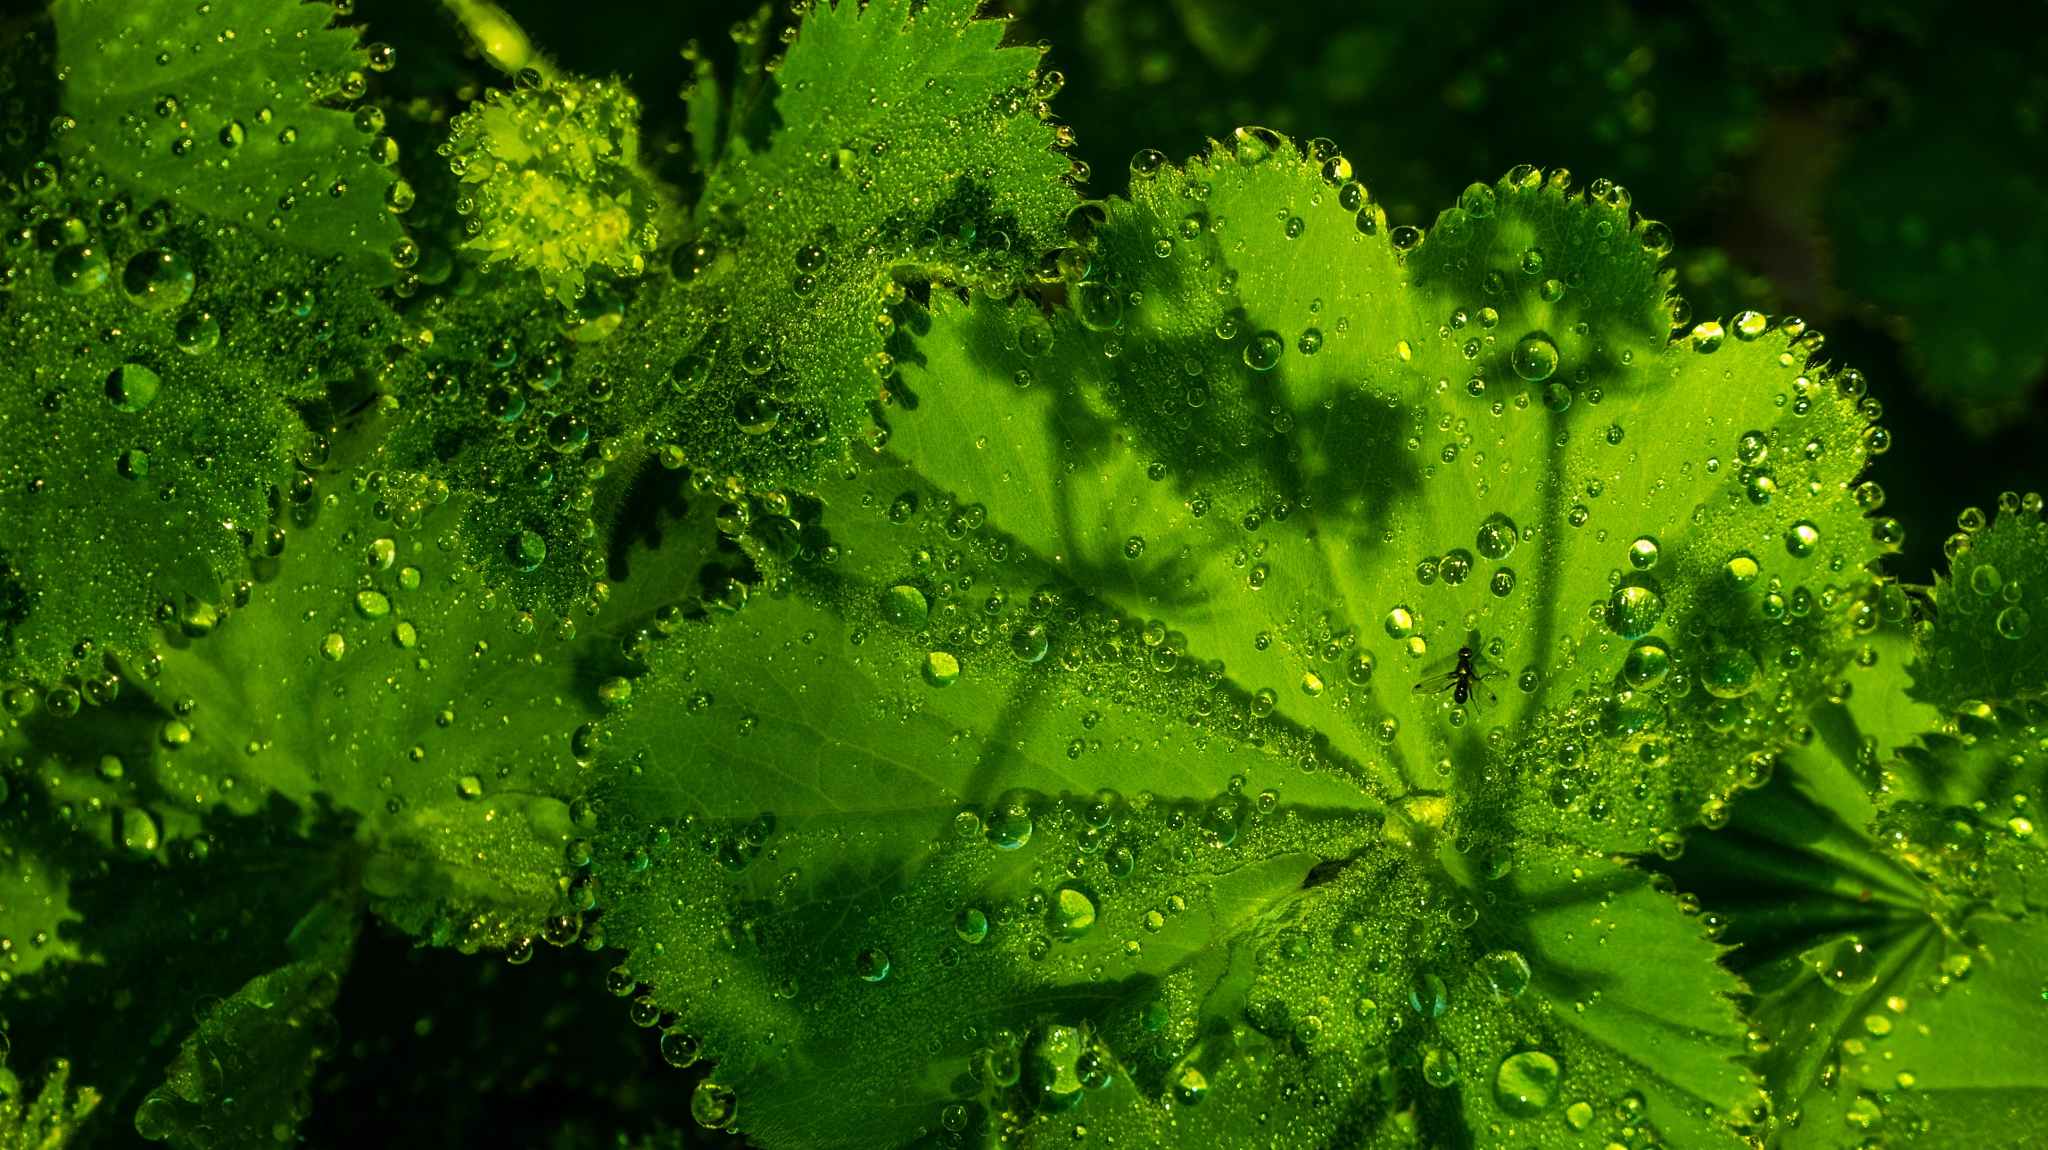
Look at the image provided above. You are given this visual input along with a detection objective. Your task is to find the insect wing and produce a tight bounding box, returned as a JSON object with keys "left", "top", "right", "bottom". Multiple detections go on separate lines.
{"left": 1412, "top": 669, "right": 1464, "bottom": 695}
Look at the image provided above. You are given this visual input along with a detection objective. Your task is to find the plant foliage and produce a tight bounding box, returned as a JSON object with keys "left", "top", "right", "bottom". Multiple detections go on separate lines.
{"left": 0, "top": 2, "right": 2042, "bottom": 1149}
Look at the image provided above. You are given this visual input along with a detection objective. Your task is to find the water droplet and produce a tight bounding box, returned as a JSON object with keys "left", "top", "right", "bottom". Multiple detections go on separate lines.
{"left": 508, "top": 530, "right": 547, "bottom": 572}
{"left": 1422, "top": 1046, "right": 1461, "bottom": 1087}
{"left": 105, "top": 363, "right": 161, "bottom": 412}
{"left": 1628, "top": 536, "right": 1660, "bottom": 569}
{"left": 1623, "top": 640, "right": 1671, "bottom": 688}
{"left": 1817, "top": 938, "right": 1879, "bottom": 995}
{"left": 1384, "top": 606, "right": 1417, "bottom": 639}
{"left": 670, "top": 354, "right": 711, "bottom": 394}
{"left": 691, "top": 1081, "right": 737, "bottom": 1129}
{"left": 53, "top": 244, "right": 110, "bottom": 293}
{"left": 1511, "top": 335, "right": 1558, "bottom": 382}
{"left": 955, "top": 906, "right": 990, "bottom": 943}
{"left": 1492, "top": 1051, "right": 1560, "bottom": 1116}
{"left": 1606, "top": 584, "right": 1664, "bottom": 639}
{"left": 881, "top": 585, "right": 929, "bottom": 629}
{"left": 1691, "top": 321, "right": 1725, "bottom": 352}
{"left": 1998, "top": 605, "right": 2031, "bottom": 640}
{"left": 1243, "top": 331, "right": 1283, "bottom": 371}
{"left": 1480, "top": 950, "right": 1531, "bottom": 999}
{"left": 121, "top": 249, "right": 195, "bottom": 312}
{"left": 1074, "top": 281, "right": 1123, "bottom": 331}
{"left": 1463, "top": 516, "right": 1517, "bottom": 566}
{"left": 1733, "top": 310, "right": 1768, "bottom": 339}
{"left": 1050, "top": 886, "right": 1097, "bottom": 939}
{"left": 1702, "top": 647, "right": 1760, "bottom": 698}
{"left": 1010, "top": 624, "right": 1049, "bottom": 663}
{"left": 1724, "top": 553, "right": 1760, "bottom": 587}
{"left": 855, "top": 948, "right": 891, "bottom": 982}
{"left": 733, "top": 392, "right": 780, "bottom": 434}
{"left": 1786, "top": 521, "right": 1820, "bottom": 558}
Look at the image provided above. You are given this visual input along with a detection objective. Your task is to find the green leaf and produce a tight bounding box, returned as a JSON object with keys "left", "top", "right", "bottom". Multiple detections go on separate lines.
{"left": 90, "top": 459, "right": 726, "bottom": 949}
{"left": 572, "top": 0, "right": 1075, "bottom": 510}
{"left": 1908, "top": 501, "right": 2048, "bottom": 711}
{"left": 0, "top": 1058, "right": 101, "bottom": 1150}
{"left": 593, "top": 474, "right": 1384, "bottom": 1147}
{"left": 588, "top": 436, "right": 1759, "bottom": 1146}
{"left": 55, "top": 0, "right": 406, "bottom": 275}
{"left": 130, "top": 894, "right": 358, "bottom": 1149}
{"left": 0, "top": 208, "right": 415, "bottom": 683}
{"left": 886, "top": 140, "right": 1886, "bottom": 853}
{"left": 1659, "top": 684, "right": 2048, "bottom": 1148}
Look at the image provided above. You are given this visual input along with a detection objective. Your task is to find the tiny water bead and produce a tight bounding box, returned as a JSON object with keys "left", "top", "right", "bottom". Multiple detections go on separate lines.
{"left": 1628, "top": 536, "right": 1660, "bottom": 569}
{"left": 1475, "top": 512, "right": 1519, "bottom": 559}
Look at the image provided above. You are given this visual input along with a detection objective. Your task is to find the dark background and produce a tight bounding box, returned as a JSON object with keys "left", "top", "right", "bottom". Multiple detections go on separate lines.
{"left": 25, "top": 0, "right": 2042, "bottom": 1147}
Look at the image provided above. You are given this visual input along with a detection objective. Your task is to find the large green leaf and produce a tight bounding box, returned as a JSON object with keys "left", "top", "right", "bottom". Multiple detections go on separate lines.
{"left": 580, "top": 142, "right": 1786, "bottom": 1144}
{"left": 887, "top": 138, "right": 1887, "bottom": 855}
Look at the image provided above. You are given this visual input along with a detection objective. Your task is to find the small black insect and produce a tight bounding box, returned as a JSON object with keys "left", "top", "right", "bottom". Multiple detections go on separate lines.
{"left": 1412, "top": 644, "right": 1504, "bottom": 709}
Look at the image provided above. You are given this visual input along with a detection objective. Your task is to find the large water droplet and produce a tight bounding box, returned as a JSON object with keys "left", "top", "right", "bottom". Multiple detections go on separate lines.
{"left": 508, "top": 530, "right": 547, "bottom": 572}
{"left": 1492, "top": 1051, "right": 1560, "bottom": 1116}
{"left": 1049, "top": 886, "right": 1098, "bottom": 941}
{"left": 880, "top": 585, "right": 929, "bottom": 629}
{"left": 1475, "top": 513, "right": 1518, "bottom": 560}
{"left": 1605, "top": 584, "right": 1664, "bottom": 640}
{"left": 691, "top": 1081, "right": 737, "bottom": 1129}
{"left": 53, "top": 244, "right": 110, "bottom": 293}
{"left": 1511, "top": 335, "right": 1558, "bottom": 382}
{"left": 1074, "top": 281, "right": 1123, "bottom": 331}
{"left": 854, "top": 948, "right": 891, "bottom": 982}
{"left": 1701, "top": 647, "right": 1760, "bottom": 698}
{"left": 1480, "top": 950, "right": 1531, "bottom": 999}
{"left": 105, "top": 363, "right": 161, "bottom": 412}
{"left": 1816, "top": 937, "right": 1878, "bottom": 995}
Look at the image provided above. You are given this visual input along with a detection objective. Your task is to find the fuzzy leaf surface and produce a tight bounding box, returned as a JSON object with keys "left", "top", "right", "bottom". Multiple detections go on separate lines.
{"left": 55, "top": 0, "right": 405, "bottom": 274}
